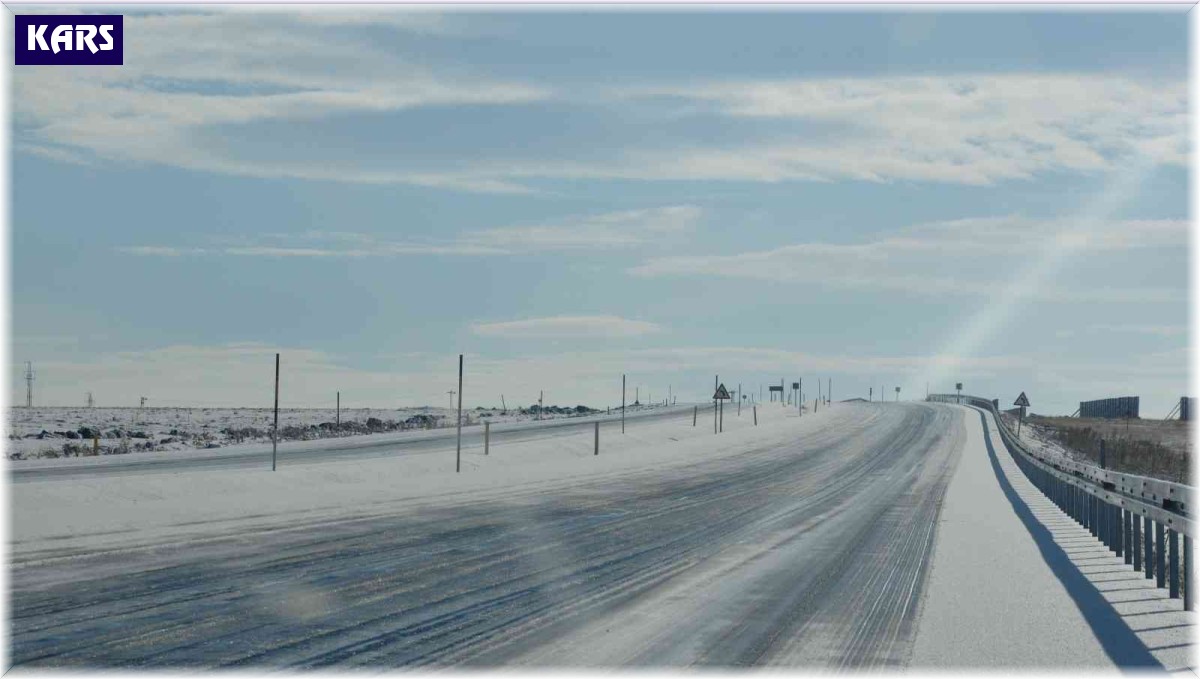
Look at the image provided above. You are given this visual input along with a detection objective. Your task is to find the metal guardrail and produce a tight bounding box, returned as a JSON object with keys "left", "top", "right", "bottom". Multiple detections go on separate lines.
{"left": 929, "top": 393, "right": 1195, "bottom": 608}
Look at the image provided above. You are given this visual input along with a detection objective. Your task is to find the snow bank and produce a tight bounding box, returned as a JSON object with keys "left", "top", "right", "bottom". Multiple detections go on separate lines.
{"left": 12, "top": 401, "right": 839, "bottom": 557}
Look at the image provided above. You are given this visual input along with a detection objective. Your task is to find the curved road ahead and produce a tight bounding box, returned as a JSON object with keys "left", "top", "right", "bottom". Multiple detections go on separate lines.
{"left": 11, "top": 402, "right": 966, "bottom": 669}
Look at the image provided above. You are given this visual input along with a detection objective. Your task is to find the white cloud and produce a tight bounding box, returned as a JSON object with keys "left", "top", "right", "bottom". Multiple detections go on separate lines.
{"left": 403, "top": 73, "right": 1187, "bottom": 190}
{"left": 14, "top": 10, "right": 549, "bottom": 193}
{"left": 115, "top": 205, "right": 700, "bottom": 258}
{"left": 604, "top": 74, "right": 1187, "bottom": 184}
{"left": 14, "top": 11, "right": 1187, "bottom": 195}
{"left": 471, "top": 316, "right": 663, "bottom": 339}
{"left": 116, "top": 245, "right": 207, "bottom": 257}
{"left": 466, "top": 205, "right": 701, "bottom": 250}
{"left": 1086, "top": 324, "right": 1187, "bottom": 337}
{"left": 629, "top": 215, "right": 1186, "bottom": 301}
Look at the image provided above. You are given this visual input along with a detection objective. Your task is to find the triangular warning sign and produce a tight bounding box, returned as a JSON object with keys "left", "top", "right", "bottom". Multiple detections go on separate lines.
{"left": 713, "top": 383, "right": 731, "bottom": 400}
{"left": 1014, "top": 391, "right": 1030, "bottom": 407}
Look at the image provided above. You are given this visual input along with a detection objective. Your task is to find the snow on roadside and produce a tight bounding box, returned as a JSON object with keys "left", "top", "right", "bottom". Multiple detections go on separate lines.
{"left": 4, "top": 403, "right": 624, "bottom": 461}
{"left": 11, "top": 401, "right": 845, "bottom": 556}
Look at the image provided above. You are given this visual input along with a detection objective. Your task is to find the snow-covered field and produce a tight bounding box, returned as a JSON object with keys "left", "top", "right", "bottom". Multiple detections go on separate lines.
{"left": 1000, "top": 412, "right": 1191, "bottom": 483}
{"left": 5, "top": 403, "right": 612, "bottom": 461}
{"left": 11, "top": 401, "right": 811, "bottom": 552}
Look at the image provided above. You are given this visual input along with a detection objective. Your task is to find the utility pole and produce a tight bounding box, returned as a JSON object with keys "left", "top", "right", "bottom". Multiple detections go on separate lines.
{"left": 828, "top": 378, "right": 832, "bottom": 404}
{"left": 456, "top": 354, "right": 464, "bottom": 473}
{"left": 86, "top": 391, "right": 93, "bottom": 408}
{"left": 24, "top": 361, "right": 33, "bottom": 408}
{"left": 447, "top": 390, "right": 456, "bottom": 411}
{"left": 272, "top": 353, "right": 279, "bottom": 472}
{"left": 621, "top": 374, "right": 626, "bottom": 434}
{"left": 539, "top": 390, "right": 544, "bottom": 420}
{"left": 738, "top": 383, "right": 742, "bottom": 416}
{"left": 870, "top": 387, "right": 873, "bottom": 402}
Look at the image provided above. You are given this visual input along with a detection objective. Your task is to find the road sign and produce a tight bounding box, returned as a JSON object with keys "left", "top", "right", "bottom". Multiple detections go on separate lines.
{"left": 768, "top": 385, "right": 783, "bottom": 392}
{"left": 956, "top": 382, "right": 963, "bottom": 391}
{"left": 1014, "top": 392, "right": 1031, "bottom": 407}
{"left": 792, "top": 382, "right": 799, "bottom": 390}
{"left": 713, "top": 383, "right": 731, "bottom": 400}
{"left": 895, "top": 386, "right": 900, "bottom": 392}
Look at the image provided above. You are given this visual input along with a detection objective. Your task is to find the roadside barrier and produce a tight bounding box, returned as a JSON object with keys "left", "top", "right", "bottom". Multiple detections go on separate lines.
{"left": 929, "top": 393, "right": 1195, "bottom": 609}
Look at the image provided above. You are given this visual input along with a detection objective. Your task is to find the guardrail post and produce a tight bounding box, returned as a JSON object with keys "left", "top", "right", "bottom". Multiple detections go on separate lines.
{"left": 1134, "top": 515, "right": 1143, "bottom": 571}
{"left": 1108, "top": 503, "right": 1118, "bottom": 556}
{"left": 484, "top": 421, "right": 490, "bottom": 456}
{"left": 1157, "top": 521, "right": 1167, "bottom": 588}
{"left": 1109, "top": 504, "right": 1117, "bottom": 555}
{"left": 1185, "top": 535, "right": 1194, "bottom": 611}
{"left": 1124, "top": 509, "right": 1133, "bottom": 565}
{"left": 753, "top": 406, "right": 757, "bottom": 426}
{"left": 594, "top": 420, "right": 599, "bottom": 456}
{"left": 1145, "top": 516, "right": 1154, "bottom": 580}
{"left": 1091, "top": 495, "right": 1098, "bottom": 536}
{"left": 1170, "top": 529, "right": 1180, "bottom": 598}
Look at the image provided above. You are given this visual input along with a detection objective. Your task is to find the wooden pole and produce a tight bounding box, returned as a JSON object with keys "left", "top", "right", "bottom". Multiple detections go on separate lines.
{"left": 484, "top": 420, "right": 490, "bottom": 456}
{"left": 594, "top": 421, "right": 599, "bottom": 456}
{"left": 456, "top": 354, "right": 463, "bottom": 473}
{"left": 272, "top": 353, "right": 279, "bottom": 472}
{"left": 714, "top": 375, "right": 718, "bottom": 434}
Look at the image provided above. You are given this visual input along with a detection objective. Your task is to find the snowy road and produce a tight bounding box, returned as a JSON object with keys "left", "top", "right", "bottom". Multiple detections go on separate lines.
{"left": 10, "top": 404, "right": 693, "bottom": 482}
{"left": 10, "top": 402, "right": 967, "bottom": 668}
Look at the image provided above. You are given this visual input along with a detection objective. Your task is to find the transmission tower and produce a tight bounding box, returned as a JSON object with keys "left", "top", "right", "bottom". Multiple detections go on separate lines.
{"left": 24, "top": 362, "right": 33, "bottom": 408}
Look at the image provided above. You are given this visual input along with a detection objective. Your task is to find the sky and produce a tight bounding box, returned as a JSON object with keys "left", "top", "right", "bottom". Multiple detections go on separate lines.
{"left": 8, "top": 6, "right": 1191, "bottom": 416}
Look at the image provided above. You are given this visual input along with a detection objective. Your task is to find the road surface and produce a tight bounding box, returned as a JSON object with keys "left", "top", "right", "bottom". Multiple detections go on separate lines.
{"left": 11, "top": 401, "right": 966, "bottom": 668}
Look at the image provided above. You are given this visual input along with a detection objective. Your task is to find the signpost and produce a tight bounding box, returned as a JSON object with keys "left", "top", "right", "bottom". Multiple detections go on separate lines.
{"left": 956, "top": 382, "right": 963, "bottom": 404}
{"left": 714, "top": 383, "right": 731, "bottom": 433}
{"left": 272, "top": 353, "right": 279, "bottom": 472}
{"left": 1014, "top": 391, "right": 1030, "bottom": 437}
{"left": 456, "top": 354, "right": 463, "bottom": 473}
{"left": 895, "top": 386, "right": 901, "bottom": 402}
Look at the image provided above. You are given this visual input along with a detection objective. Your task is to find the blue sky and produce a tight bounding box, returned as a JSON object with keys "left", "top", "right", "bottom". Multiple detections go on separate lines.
{"left": 10, "top": 7, "right": 1190, "bottom": 415}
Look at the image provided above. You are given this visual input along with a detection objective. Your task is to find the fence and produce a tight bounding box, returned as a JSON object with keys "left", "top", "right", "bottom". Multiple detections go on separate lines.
{"left": 929, "top": 393, "right": 1194, "bottom": 609}
{"left": 1080, "top": 396, "right": 1140, "bottom": 419}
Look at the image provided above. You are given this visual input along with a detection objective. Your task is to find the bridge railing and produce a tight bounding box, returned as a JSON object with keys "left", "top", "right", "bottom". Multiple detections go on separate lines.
{"left": 928, "top": 393, "right": 1195, "bottom": 609}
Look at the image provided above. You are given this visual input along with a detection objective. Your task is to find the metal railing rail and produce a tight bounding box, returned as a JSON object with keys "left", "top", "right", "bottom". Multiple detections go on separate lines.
{"left": 928, "top": 393, "right": 1195, "bottom": 609}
